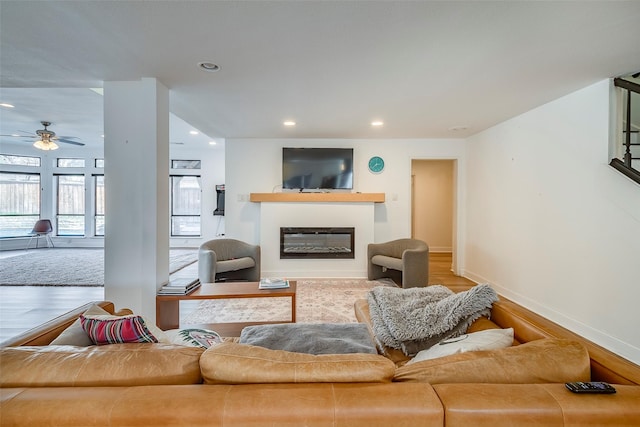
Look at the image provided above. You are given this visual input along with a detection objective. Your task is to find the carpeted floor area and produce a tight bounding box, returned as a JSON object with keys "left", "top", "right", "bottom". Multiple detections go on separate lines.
{"left": 0, "top": 248, "right": 198, "bottom": 286}
{"left": 182, "top": 278, "right": 397, "bottom": 325}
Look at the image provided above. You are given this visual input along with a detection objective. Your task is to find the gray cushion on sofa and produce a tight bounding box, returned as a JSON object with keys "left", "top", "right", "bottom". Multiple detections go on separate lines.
{"left": 239, "top": 323, "right": 377, "bottom": 355}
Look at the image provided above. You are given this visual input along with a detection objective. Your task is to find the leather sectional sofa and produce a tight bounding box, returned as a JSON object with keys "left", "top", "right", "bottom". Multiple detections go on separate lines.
{"left": 1, "top": 285, "right": 639, "bottom": 427}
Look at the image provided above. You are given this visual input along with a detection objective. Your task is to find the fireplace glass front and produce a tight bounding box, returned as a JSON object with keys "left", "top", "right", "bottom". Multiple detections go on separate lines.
{"left": 280, "top": 227, "right": 355, "bottom": 259}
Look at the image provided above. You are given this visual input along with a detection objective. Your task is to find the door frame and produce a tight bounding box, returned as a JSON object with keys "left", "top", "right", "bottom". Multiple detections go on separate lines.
{"left": 410, "top": 157, "right": 463, "bottom": 276}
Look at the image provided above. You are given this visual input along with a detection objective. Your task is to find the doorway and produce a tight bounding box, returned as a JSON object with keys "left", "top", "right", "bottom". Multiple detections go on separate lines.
{"left": 411, "top": 159, "right": 456, "bottom": 272}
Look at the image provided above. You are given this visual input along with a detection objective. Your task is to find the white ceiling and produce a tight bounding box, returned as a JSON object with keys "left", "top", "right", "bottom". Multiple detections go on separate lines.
{"left": 1, "top": 1, "right": 639, "bottom": 150}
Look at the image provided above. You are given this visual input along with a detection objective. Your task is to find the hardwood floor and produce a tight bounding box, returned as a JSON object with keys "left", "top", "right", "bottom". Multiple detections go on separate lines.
{"left": 428, "top": 252, "right": 476, "bottom": 288}
{"left": 0, "top": 252, "right": 201, "bottom": 345}
{"left": 0, "top": 251, "right": 473, "bottom": 344}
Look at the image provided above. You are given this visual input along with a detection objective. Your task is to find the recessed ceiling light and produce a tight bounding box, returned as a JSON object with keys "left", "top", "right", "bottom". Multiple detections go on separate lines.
{"left": 189, "top": 130, "right": 199, "bottom": 135}
{"left": 198, "top": 61, "right": 220, "bottom": 72}
{"left": 0, "top": 103, "right": 15, "bottom": 108}
{"left": 371, "top": 121, "right": 384, "bottom": 127}
{"left": 283, "top": 121, "right": 296, "bottom": 126}
{"left": 209, "top": 141, "right": 217, "bottom": 145}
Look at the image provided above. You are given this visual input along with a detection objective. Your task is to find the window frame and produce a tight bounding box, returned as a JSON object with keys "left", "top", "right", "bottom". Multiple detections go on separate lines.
{"left": 0, "top": 171, "right": 42, "bottom": 238}
{"left": 55, "top": 173, "right": 86, "bottom": 237}
{"left": 93, "top": 174, "right": 105, "bottom": 237}
{"left": 169, "top": 174, "right": 202, "bottom": 237}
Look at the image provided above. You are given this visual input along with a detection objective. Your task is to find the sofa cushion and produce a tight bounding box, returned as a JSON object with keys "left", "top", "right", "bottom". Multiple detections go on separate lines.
{"left": 239, "top": 323, "right": 378, "bottom": 354}
{"left": 200, "top": 341, "right": 396, "bottom": 384}
{"left": 0, "top": 343, "right": 204, "bottom": 387}
{"left": 406, "top": 328, "right": 514, "bottom": 363}
{"left": 49, "top": 305, "right": 148, "bottom": 347}
{"left": 49, "top": 303, "right": 111, "bottom": 346}
{"left": 164, "top": 328, "right": 224, "bottom": 349}
{"left": 80, "top": 314, "right": 160, "bottom": 345}
{"left": 393, "top": 338, "right": 590, "bottom": 384}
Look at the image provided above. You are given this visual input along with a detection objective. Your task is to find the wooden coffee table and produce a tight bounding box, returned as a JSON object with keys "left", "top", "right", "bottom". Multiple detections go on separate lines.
{"left": 156, "top": 281, "right": 297, "bottom": 337}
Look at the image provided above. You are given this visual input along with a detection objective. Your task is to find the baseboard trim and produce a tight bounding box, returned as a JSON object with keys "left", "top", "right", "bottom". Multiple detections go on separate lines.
{"left": 461, "top": 269, "right": 640, "bottom": 365}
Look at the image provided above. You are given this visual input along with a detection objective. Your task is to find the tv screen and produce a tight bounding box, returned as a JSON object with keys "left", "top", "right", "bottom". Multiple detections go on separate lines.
{"left": 282, "top": 148, "right": 353, "bottom": 190}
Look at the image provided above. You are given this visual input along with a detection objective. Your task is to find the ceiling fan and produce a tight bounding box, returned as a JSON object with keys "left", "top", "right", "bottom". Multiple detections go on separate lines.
{"left": 1, "top": 121, "right": 85, "bottom": 150}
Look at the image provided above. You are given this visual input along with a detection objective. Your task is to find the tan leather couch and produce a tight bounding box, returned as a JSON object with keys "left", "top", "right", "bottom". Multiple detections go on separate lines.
{"left": 2, "top": 290, "right": 640, "bottom": 427}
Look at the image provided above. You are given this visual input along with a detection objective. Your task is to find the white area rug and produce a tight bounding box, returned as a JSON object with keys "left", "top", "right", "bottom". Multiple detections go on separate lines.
{"left": 182, "top": 278, "right": 397, "bottom": 325}
{"left": 0, "top": 248, "right": 197, "bottom": 286}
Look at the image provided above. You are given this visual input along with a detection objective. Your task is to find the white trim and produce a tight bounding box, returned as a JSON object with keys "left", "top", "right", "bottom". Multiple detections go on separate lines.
{"left": 463, "top": 269, "right": 640, "bottom": 365}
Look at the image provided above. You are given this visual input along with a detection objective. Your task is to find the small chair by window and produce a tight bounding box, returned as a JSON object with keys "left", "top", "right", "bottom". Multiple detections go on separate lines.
{"left": 26, "top": 219, "right": 54, "bottom": 249}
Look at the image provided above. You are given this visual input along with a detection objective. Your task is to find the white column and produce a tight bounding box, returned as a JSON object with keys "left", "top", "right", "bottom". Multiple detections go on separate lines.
{"left": 103, "top": 78, "right": 170, "bottom": 323}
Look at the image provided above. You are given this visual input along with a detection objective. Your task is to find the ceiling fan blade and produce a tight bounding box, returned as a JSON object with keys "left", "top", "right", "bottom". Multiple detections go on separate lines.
{"left": 57, "top": 138, "right": 85, "bottom": 146}
{"left": 0, "top": 134, "right": 36, "bottom": 139}
{"left": 4, "top": 125, "right": 85, "bottom": 146}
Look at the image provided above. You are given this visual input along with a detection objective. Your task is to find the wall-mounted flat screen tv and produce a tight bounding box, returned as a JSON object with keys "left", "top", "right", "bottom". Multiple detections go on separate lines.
{"left": 282, "top": 148, "right": 354, "bottom": 190}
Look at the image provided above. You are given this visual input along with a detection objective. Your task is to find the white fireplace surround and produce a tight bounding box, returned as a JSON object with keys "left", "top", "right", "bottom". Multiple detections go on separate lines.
{"left": 258, "top": 202, "right": 375, "bottom": 278}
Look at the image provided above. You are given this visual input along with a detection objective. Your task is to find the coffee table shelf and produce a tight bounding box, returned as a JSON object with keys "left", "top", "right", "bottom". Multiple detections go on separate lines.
{"left": 156, "top": 281, "right": 297, "bottom": 336}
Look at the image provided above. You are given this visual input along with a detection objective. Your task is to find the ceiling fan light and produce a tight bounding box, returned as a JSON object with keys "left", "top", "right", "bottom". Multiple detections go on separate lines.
{"left": 33, "top": 139, "right": 59, "bottom": 150}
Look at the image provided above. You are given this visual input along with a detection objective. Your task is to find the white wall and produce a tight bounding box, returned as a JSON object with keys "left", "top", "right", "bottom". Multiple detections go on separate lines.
{"left": 464, "top": 80, "right": 640, "bottom": 364}
{"left": 224, "top": 138, "right": 466, "bottom": 276}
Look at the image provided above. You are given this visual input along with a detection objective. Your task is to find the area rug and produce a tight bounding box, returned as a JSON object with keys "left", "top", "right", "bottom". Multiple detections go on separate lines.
{"left": 182, "top": 278, "right": 397, "bottom": 325}
{"left": 0, "top": 248, "right": 198, "bottom": 287}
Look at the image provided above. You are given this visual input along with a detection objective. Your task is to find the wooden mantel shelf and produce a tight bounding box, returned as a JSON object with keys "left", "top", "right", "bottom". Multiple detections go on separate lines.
{"left": 250, "top": 192, "right": 385, "bottom": 203}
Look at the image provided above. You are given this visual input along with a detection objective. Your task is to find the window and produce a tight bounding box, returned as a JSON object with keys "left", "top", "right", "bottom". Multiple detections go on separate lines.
{"left": 57, "top": 158, "right": 85, "bottom": 168}
{"left": 0, "top": 172, "right": 41, "bottom": 237}
{"left": 0, "top": 154, "right": 41, "bottom": 167}
{"left": 170, "top": 175, "right": 201, "bottom": 236}
{"left": 95, "top": 159, "right": 104, "bottom": 168}
{"left": 95, "top": 175, "right": 105, "bottom": 236}
{"left": 56, "top": 174, "right": 85, "bottom": 236}
{"left": 171, "top": 160, "right": 201, "bottom": 169}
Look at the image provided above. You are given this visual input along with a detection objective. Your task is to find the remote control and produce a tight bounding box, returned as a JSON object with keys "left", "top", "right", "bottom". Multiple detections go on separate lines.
{"left": 565, "top": 381, "right": 616, "bottom": 394}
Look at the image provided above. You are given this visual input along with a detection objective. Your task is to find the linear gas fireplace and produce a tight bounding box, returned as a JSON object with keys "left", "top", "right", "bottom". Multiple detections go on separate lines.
{"left": 280, "top": 227, "right": 355, "bottom": 259}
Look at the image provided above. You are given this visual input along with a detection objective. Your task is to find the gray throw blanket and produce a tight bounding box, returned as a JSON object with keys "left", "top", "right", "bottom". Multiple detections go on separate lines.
{"left": 239, "top": 323, "right": 378, "bottom": 355}
{"left": 367, "top": 284, "right": 499, "bottom": 356}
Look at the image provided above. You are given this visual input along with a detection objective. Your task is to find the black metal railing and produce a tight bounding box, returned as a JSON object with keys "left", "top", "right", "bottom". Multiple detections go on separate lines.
{"left": 610, "top": 77, "right": 640, "bottom": 185}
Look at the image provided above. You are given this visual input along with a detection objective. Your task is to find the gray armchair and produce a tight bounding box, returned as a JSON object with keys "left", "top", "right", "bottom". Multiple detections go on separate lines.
{"left": 198, "top": 239, "right": 261, "bottom": 283}
{"left": 367, "top": 238, "right": 429, "bottom": 288}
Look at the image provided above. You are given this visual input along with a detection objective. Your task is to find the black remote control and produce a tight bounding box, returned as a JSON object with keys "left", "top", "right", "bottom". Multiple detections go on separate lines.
{"left": 565, "top": 381, "right": 616, "bottom": 394}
